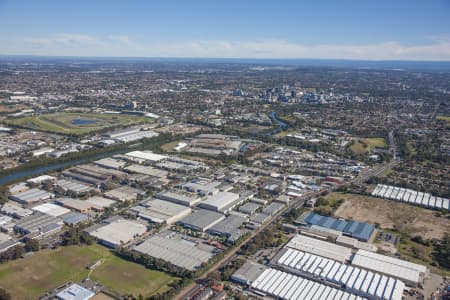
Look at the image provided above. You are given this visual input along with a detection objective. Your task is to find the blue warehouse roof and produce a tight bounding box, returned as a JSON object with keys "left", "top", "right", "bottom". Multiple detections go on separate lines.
{"left": 304, "top": 212, "right": 374, "bottom": 241}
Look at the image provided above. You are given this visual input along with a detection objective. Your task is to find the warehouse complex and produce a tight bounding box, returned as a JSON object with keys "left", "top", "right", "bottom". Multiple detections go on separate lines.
{"left": 9, "top": 188, "right": 54, "bottom": 205}
{"left": 103, "top": 127, "right": 159, "bottom": 143}
{"left": 54, "top": 179, "right": 94, "bottom": 196}
{"left": 31, "top": 203, "right": 70, "bottom": 217}
{"left": 198, "top": 191, "right": 241, "bottom": 212}
{"left": 251, "top": 268, "right": 367, "bottom": 300}
{"left": 183, "top": 134, "right": 244, "bottom": 156}
{"left": 300, "top": 212, "right": 375, "bottom": 242}
{"left": 372, "top": 184, "right": 449, "bottom": 211}
{"left": 231, "top": 231, "right": 430, "bottom": 300}
{"left": 156, "top": 190, "right": 202, "bottom": 207}
{"left": 14, "top": 212, "right": 63, "bottom": 237}
{"left": 130, "top": 198, "right": 191, "bottom": 224}
{"left": 274, "top": 247, "right": 405, "bottom": 299}
{"left": 179, "top": 209, "right": 225, "bottom": 232}
{"left": 352, "top": 250, "right": 429, "bottom": 287}
{"left": 285, "top": 234, "right": 352, "bottom": 263}
{"left": 231, "top": 261, "right": 268, "bottom": 286}
{"left": 133, "top": 231, "right": 215, "bottom": 271}
{"left": 93, "top": 157, "right": 126, "bottom": 170}
{"left": 125, "top": 164, "right": 168, "bottom": 178}
{"left": 85, "top": 217, "right": 147, "bottom": 248}
{"left": 125, "top": 150, "right": 167, "bottom": 162}
{"left": 207, "top": 214, "right": 247, "bottom": 241}
{"left": 238, "top": 202, "right": 260, "bottom": 215}
{"left": 0, "top": 139, "right": 436, "bottom": 300}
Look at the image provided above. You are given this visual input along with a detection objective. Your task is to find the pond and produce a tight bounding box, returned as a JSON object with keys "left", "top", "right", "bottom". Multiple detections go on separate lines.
{"left": 71, "top": 118, "right": 98, "bottom": 125}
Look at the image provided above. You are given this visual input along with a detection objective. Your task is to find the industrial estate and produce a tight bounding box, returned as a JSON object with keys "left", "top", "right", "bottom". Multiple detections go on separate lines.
{"left": 0, "top": 57, "right": 448, "bottom": 300}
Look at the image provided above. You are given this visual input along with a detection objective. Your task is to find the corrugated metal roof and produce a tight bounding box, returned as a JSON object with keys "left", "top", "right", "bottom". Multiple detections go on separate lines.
{"left": 286, "top": 234, "right": 352, "bottom": 262}
{"left": 275, "top": 247, "right": 405, "bottom": 300}
{"left": 352, "top": 249, "right": 427, "bottom": 285}
{"left": 304, "top": 212, "right": 374, "bottom": 241}
{"left": 251, "top": 268, "right": 367, "bottom": 300}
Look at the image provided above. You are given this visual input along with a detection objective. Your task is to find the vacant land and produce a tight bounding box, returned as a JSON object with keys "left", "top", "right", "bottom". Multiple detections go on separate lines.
{"left": 350, "top": 141, "right": 366, "bottom": 154}
{"left": 0, "top": 244, "right": 176, "bottom": 299}
{"left": 362, "top": 138, "right": 387, "bottom": 148}
{"left": 161, "top": 140, "right": 181, "bottom": 152}
{"left": 229, "top": 124, "right": 274, "bottom": 135}
{"left": 350, "top": 137, "right": 387, "bottom": 154}
{"left": 6, "top": 112, "right": 151, "bottom": 135}
{"left": 436, "top": 115, "right": 450, "bottom": 122}
{"left": 332, "top": 192, "right": 449, "bottom": 240}
{"left": 91, "top": 251, "right": 176, "bottom": 297}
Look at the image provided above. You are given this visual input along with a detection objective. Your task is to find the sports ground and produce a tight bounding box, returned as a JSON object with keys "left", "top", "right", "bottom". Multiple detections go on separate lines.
{"left": 6, "top": 112, "right": 151, "bottom": 135}
{"left": 0, "top": 244, "right": 177, "bottom": 299}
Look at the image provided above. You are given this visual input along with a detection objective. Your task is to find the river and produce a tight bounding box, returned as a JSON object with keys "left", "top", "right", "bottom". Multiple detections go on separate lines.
{"left": 0, "top": 159, "right": 89, "bottom": 186}
{"left": 0, "top": 146, "right": 137, "bottom": 186}
{"left": 0, "top": 116, "right": 287, "bottom": 186}
{"left": 267, "top": 111, "right": 289, "bottom": 135}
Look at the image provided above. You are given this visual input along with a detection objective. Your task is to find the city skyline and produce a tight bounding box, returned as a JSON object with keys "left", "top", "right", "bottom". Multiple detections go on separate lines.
{"left": 1, "top": 0, "right": 450, "bottom": 60}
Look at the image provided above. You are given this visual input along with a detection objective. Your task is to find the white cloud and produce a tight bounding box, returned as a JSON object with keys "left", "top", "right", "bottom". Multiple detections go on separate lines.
{"left": 23, "top": 33, "right": 104, "bottom": 47}
{"left": 2, "top": 33, "right": 450, "bottom": 61}
{"left": 107, "top": 35, "right": 131, "bottom": 44}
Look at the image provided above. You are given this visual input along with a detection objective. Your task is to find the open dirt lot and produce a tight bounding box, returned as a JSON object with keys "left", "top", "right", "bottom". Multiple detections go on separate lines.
{"left": 332, "top": 192, "right": 450, "bottom": 239}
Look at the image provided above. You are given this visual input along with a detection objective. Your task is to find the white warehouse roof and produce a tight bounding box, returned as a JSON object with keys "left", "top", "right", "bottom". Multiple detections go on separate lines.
{"left": 286, "top": 234, "right": 352, "bottom": 262}
{"left": 371, "top": 184, "right": 449, "bottom": 211}
{"left": 56, "top": 283, "right": 94, "bottom": 300}
{"left": 275, "top": 247, "right": 405, "bottom": 300}
{"left": 125, "top": 151, "right": 167, "bottom": 162}
{"left": 88, "top": 218, "right": 146, "bottom": 247}
{"left": 251, "top": 268, "right": 367, "bottom": 300}
{"left": 26, "top": 175, "right": 56, "bottom": 184}
{"left": 352, "top": 249, "right": 428, "bottom": 286}
{"left": 32, "top": 203, "right": 70, "bottom": 217}
{"left": 9, "top": 188, "right": 54, "bottom": 204}
{"left": 133, "top": 231, "right": 214, "bottom": 271}
{"left": 132, "top": 199, "right": 191, "bottom": 224}
{"left": 198, "top": 191, "right": 240, "bottom": 212}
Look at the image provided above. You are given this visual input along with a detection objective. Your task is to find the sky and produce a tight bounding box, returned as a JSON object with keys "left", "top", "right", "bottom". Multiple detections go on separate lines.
{"left": 1, "top": 0, "right": 450, "bottom": 60}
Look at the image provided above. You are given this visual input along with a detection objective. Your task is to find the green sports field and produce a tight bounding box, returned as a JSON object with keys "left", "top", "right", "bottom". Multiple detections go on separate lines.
{"left": 5, "top": 112, "right": 151, "bottom": 135}
{"left": 437, "top": 115, "right": 450, "bottom": 122}
{"left": 0, "top": 244, "right": 177, "bottom": 299}
{"left": 351, "top": 137, "right": 387, "bottom": 154}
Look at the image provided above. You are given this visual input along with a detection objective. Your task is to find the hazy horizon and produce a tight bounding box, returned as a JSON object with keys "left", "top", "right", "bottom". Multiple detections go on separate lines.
{"left": 1, "top": 0, "right": 450, "bottom": 61}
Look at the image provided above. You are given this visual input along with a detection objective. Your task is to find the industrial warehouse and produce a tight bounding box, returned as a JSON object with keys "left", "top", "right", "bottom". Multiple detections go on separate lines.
{"left": 31, "top": 202, "right": 71, "bottom": 217}
{"left": 298, "top": 212, "right": 375, "bottom": 242}
{"left": 156, "top": 190, "right": 202, "bottom": 207}
{"left": 129, "top": 198, "right": 191, "bottom": 224}
{"left": 206, "top": 214, "right": 247, "bottom": 241}
{"left": 197, "top": 191, "right": 241, "bottom": 212}
{"left": 251, "top": 268, "right": 367, "bottom": 300}
{"left": 179, "top": 209, "right": 226, "bottom": 232}
{"left": 133, "top": 231, "right": 215, "bottom": 271}
{"left": 231, "top": 233, "right": 426, "bottom": 300}
{"left": 85, "top": 217, "right": 147, "bottom": 248}
{"left": 372, "top": 184, "right": 450, "bottom": 211}
{"left": 9, "top": 188, "right": 55, "bottom": 205}
{"left": 274, "top": 247, "right": 405, "bottom": 299}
